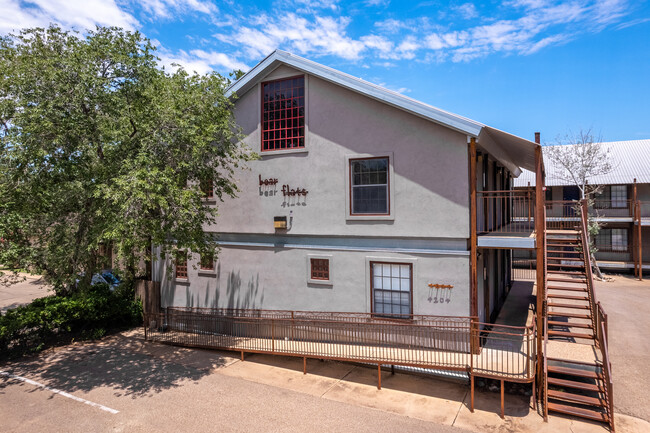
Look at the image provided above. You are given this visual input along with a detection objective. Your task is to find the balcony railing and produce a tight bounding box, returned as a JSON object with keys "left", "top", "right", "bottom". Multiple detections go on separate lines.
{"left": 477, "top": 190, "right": 535, "bottom": 234}
{"left": 592, "top": 199, "right": 634, "bottom": 217}
{"left": 143, "top": 307, "right": 536, "bottom": 381}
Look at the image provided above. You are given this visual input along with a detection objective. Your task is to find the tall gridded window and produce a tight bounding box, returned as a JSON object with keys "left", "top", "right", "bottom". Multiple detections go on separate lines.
{"left": 350, "top": 157, "right": 389, "bottom": 215}
{"left": 371, "top": 262, "right": 412, "bottom": 318}
{"left": 611, "top": 185, "right": 627, "bottom": 208}
{"left": 175, "top": 251, "right": 188, "bottom": 279}
{"left": 262, "top": 76, "right": 305, "bottom": 151}
{"left": 611, "top": 228, "right": 628, "bottom": 251}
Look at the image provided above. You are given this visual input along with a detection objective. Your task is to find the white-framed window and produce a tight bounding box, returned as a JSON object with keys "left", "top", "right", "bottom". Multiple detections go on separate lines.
{"left": 611, "top": 228, "right": 628, "bottom": 251}
{"left": 306, "top": 254, "right": 333, "bottom": 285}
{"left": 611, "top": 185, "right": 627, "bottom": 208}
{"left": 345, "top": 153, "right": 394, "bottom": 220}
{"left": 370, "top": 261, "right": 412, "bottom": 318}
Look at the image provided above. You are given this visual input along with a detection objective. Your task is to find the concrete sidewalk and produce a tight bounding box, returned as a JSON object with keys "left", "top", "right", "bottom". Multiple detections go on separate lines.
{"left": 2, "top": 329, "right": 648, "bottom": 433}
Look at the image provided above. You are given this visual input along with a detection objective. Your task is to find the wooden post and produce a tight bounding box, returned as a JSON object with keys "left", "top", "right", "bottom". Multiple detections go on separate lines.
{"left": 303, "top": 357, "right": 307, "bottom": 375}
{"left": 635, "top": 179, "right": 643, "bottom": 281}
{"left": 470, "top": 375, "right": 475, "bottom": 412}
{"left": 377, "top": 364, "right": 382, "bottom": 390}
{"left": 469, "top": 138, "right": 478, "bottom": 319}
{"left": 634, "top": 180, "right": 638, "bottom": 278}
{"left": 534, "top": 145, "right": 545, "bottom": 390}
{"left": 500, "top": 380, "right": 505, "bottom": 419}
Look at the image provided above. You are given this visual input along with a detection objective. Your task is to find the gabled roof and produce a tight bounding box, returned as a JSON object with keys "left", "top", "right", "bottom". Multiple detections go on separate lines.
{"left": 514, "top": 139, "right": 650, "bottom": 187}
{"left": 227, "top": 50, "right": 539, "bottom": 175}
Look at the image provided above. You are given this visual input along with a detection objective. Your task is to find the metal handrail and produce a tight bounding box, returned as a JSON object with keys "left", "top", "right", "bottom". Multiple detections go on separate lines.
{"left": 597, "top": 302, "right": 615, "bottom": 432}
{"left": 580, "top": 200, "right": 599, "bottom": 334}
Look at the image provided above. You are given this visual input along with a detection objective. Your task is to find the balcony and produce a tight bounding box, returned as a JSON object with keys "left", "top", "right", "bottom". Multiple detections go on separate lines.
{"left": 477, "top": 190, "right": 537, "bottom": 249}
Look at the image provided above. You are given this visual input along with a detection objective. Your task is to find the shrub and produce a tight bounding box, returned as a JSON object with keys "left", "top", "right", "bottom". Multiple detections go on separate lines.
{"left": 0, "top": 282, "right": 142, "bottom": 359}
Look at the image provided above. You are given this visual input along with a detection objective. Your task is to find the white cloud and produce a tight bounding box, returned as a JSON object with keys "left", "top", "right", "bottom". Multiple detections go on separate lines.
{"left": 139, "top": 0, "right": 218, "bottom": 19}
{"left": 157, "top": 46, "right": 248, "bottom": 74}
{"left": 0, "top": 0, "right": 139, "bottom": 34}
{"left": 455, "top": 3, "right": 478, "bottom": 20}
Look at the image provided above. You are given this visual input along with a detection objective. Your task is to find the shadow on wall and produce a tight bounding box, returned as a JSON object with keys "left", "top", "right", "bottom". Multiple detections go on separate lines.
{"left": 160, "top": 262, "right": 264, "bottom": 310}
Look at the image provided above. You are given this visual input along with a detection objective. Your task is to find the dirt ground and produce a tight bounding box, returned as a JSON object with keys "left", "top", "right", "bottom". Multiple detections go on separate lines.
{"left": 0, "top": 273, "right": 51, "bottom": 314}
{"left": 594, "top": 273, "right": 650, "bottom": 422}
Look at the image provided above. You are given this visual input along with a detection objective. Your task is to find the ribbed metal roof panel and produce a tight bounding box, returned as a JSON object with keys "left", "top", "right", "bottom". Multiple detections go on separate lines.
{"left": 514, "top": 139, "right": 650, "bottom": 187}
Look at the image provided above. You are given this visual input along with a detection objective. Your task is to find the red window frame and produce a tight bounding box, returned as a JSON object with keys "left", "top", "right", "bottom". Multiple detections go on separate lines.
{"left": 349, "top": 156, "right": 390, "bottom": 216}
{"left": 175, "top": 252, "right": 188, "bottom": 279}
{"left": 200, "top": 252, "right": 214, "bottom": 271}
{"left": 261, "top": 75, "right": 305, "bottom": 152}
{"left": 310, "top": 258, "right": 329, "bottom": 280}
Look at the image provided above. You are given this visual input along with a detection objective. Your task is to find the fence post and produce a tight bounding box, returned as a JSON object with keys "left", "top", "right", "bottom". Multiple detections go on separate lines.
{"left": 271, "top": 318, "right": 275, "bottom": 353}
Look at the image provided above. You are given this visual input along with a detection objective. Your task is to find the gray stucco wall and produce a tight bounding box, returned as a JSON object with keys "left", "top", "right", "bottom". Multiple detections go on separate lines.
{"left": 157, "top": 246, "right": 470, "bottom": 316}
{"left": 208, "top": 65, "right": 470, "bottom": 239}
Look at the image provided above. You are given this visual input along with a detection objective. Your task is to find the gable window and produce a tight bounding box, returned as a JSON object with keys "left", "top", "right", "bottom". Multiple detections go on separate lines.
{"left": 310, "top": 258, "right": 329, "bottom": 281}
{"left": 175, "top": 251, "right": 188, "bottom": 279}
{"left": 200, "top": 252, "right": 214, "bottom": 271}
{"left": 350, "top": 157, "right": 389, "bottom": 215}
{"left": 611, "top": 185, "right": 627, "bottom": 208}
{"left": 262, "top": 76, "right": 305, "bottom": 151}
{"left": 371, "top": 262, "right": 412, "bottom": 318}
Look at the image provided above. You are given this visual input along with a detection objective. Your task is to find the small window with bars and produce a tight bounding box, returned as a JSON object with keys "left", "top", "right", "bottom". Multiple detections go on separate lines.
{"left": 175, "top": 251, "right": 188, "bottom": 279}
{"left": 200, "top": 252, "right": 214, "bottom": 271}
{"left": 201, "top": 178, "right": 214, "bottom": 199}
{"left": 310, "top": 258, "right": 329, "bottom": 281}
{"left": 262, "top": 76, "right": 305, "bottom": 151}
{"left": 350, "top": 157, "right": 389, "bottom": 215}
{"left": 371, "top": 262, "right": 412, "bottom": 318}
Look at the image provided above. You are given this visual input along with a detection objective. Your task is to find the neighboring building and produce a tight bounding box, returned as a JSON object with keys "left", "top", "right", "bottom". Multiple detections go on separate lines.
{"left": 514, "top": 139, "right": 650, "bottom": 277}
{"left": 152, "top": 50, "right": 542, "bottom": 323}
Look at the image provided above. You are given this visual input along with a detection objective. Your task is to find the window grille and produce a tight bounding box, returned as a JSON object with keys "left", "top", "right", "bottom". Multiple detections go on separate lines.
{"left": 200, "top": 253, "right": 214, "bottom": 271}
{"left": 262, "top": 76, "right": 305, "bottom": 151}
{"left": 176, "top": 252, "right": 188, "bottom": 279}
{"left": 371, "top": 262, "right": 412, "bottom": 318}
{"left": 310, "top": 258, "right": 329, "bottom": 280}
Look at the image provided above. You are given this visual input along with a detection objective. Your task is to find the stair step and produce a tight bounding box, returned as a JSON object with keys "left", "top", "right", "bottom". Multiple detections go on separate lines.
{"left": 547, "top": 250, "right": 581, "bottom": 254}
{"left": 547, "top": 311, "right": 592, "bottom": 319}
{"left": 548, "top": 330, "right": 595, "bottom": 340}
{"left": 548, "top": 321, "right": 593, "bottom": 329}
{"left": 548, "top": 365, "right": 602, "bottom": 379}
{"left": 547, "top": 285, "right": 588, "bottom": 292}
{"left": 548, "top": 263, "right": 584, "bottom": 269}
{"left": 547, "top": 402, "right": 609, "bottom": 423}
{"left": 547, "top": 389, "right": 605, "bottom": 407}
{"left": 547, "top": 294, "right": 590, "bottom": 301}
{"left": 547, "top": 302, "right": 591, "bottom": 310}
{"left": 547, "top": 277, "right": 587, "bottom": 283}
{"left": 547, "top": 270, "right": 587, "bottom": 276}
{"left": 548, "top": 243, "right": 580, "bottom": 248}
{"left": 546, "top": 257, "right": 583, "bottom": 262}
{"left": 548, "top": 377, "right": 604, "bottom": 392}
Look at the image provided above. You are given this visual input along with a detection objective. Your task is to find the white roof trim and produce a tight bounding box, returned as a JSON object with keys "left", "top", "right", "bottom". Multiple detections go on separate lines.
{"left": 227, "top": 50, "right": 484, "bottom": 137}
{"left": 227, "top": 50, "right": 539, "bottom": 173}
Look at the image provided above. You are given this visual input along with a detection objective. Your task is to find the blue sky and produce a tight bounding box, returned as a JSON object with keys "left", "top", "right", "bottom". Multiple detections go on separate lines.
{"left": 2, "top": 0, "right": 649, "bottom": 142}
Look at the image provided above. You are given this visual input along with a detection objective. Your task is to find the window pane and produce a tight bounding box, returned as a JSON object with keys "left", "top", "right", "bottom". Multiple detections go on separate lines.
{"left": 371, "top": 262, "right": 411, "bottom": 318}
{"left": 261, "top": 76, "right": 305, "bottom": 151}
{"left": 351, "top": 185, "right": 388, "bottom": 214}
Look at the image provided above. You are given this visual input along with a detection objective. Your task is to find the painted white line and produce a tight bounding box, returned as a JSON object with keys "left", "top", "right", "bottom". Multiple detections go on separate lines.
{"left": 0, "top": 371, "right": 119, "bottom": 414}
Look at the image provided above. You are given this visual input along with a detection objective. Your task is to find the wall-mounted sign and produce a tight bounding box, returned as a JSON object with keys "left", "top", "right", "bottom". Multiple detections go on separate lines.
{"left": 259, "top": 175, "right": 279, "bottom": 186}
{"left": 282, "top": 184, "right": 308, "bottom": 197}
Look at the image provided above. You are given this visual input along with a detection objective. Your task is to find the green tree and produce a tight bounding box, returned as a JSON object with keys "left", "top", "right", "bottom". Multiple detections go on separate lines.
{"left": 0, "top": 26, "right": 253, "bottom": 293}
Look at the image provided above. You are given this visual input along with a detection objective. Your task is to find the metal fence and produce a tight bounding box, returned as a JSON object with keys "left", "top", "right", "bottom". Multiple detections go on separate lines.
{"left": 143, "top": 308, "right": 536, "bottom": 381}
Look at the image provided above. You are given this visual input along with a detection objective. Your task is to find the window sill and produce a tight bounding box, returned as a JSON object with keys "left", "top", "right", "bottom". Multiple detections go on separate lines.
{"left": 307, "top": 278, "right": 333, "bottom": 286}
{"left": 198, "top": 270, "right": 217, "bottom": 277}
{"left": 260, "top": 148, "right": 308, "bottom": 157}
{"left": 174, "top": 278, "right": 190, "bottom": 285}
{"left": 346, "top": 214, "right": 394, "bottom": 221}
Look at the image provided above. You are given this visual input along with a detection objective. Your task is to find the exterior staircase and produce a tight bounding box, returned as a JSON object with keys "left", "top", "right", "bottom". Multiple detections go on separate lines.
{"left": 543, "top": 222, "right": 615, "bottom": 431}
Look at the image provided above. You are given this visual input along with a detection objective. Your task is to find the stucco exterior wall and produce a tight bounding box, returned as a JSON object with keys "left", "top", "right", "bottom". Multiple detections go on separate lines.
{"left": 208, "top": 65, "right": 470, "bottom": 240}
{"left": 157, "top": 247, "right": 470, "bottom": 316}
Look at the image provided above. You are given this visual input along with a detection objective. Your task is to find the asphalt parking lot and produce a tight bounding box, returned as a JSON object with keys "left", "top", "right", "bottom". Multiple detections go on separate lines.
{"left": 0, "top": 275, "right": 648, "bottom": 433}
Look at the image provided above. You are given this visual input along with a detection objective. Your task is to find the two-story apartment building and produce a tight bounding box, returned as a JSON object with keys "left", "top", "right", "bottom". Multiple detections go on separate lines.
{"left": 152, "top": 50, "right": 542, "bottom": 325}
{"left": 514, "top": 139, "right": 650, "bottom": 278}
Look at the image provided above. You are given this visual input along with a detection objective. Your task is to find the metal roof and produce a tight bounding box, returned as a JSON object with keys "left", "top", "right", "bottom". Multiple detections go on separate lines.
{"left": 227, "top": 50, "right": 539, "bottom": 175}
{"left": 514, "top": 139, "right": 650, "bottom": 187}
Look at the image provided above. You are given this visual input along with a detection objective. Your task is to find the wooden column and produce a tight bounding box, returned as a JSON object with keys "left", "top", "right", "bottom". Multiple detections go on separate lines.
{"left": 634, "top": 179, "right": 639, "bottom": 278}
{"left": 534, "top": 145, "right": 545, "bottom": 386}
{"left": 469, "top": 138, "right": 478, "bottom": 319}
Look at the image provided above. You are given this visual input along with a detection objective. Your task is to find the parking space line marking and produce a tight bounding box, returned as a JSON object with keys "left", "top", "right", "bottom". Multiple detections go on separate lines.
{"left": 0, "top": 371, "right": 119, "bottom": 414}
